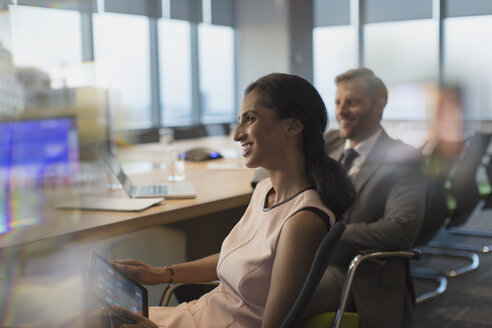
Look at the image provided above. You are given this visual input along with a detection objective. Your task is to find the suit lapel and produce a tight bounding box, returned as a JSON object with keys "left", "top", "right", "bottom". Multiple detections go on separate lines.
{"left": 353, "top": 131, "right": 391, "bottom": 192}
{"left": 324, "top": 129, "right": 393, "bottom": 192}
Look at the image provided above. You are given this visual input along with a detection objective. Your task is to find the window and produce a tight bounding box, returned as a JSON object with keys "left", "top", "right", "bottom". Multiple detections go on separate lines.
{"left": 159, "top": 19, "right": 193, "bottom": 126}
{"left": 313, "top": 25, "right": 358, "bottom": 122}
{"left": 0, "top": 8, "right": 12, "bottom": 53}
{"left": 93, "top": 12, "right": 151, "bottom": 129}
{"left": 198, "top": 23, "right": 235, "bottom": 123}
{"left": 364, "top": 19, "right": 438, "bottom": 120}
{"left": 444, "top": 15, "right": 492, "bottom": 120}
{"left": 8, "top": 5, "right": 82, "bottom": 88}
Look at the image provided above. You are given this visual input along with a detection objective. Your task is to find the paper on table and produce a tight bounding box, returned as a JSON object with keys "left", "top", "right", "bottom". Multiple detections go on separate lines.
{"left": 206, "top": 162, "right": 248, "bottom": 170}
{"left": 55, "top": 197, "right": 164, "bottom": 212}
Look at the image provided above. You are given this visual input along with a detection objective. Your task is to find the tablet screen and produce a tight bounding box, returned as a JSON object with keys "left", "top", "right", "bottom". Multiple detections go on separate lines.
{"left": 86, "top": 251, "right": 148, "bottom": 318}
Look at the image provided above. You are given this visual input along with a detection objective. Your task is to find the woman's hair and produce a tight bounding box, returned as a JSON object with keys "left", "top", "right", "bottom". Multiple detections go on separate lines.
{"left": 244, "top": 73, "right": 356, "bottom": 219}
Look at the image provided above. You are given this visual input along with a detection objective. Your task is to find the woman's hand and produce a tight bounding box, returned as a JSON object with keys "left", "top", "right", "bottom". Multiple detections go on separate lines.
{"left": 113, "top": 259, "right": 168, "bottom": 285}
{"left": 113, "top": 306, "right": 158, "bottom": 328}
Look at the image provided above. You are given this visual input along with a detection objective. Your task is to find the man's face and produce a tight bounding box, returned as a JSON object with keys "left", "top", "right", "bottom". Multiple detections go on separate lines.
{"left": 335, "top": 77, "right": 383, "bottom": 143}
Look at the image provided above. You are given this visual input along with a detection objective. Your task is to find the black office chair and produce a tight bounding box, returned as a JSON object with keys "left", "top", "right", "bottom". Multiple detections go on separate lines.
{"left": 322, "top": 181, "right": 448, "bottom": 322}
{"left": 446, "top": 132, "right": 490, "bottom": 228}
{"left": 114, "top": 128, "right": 160, "bottom": 144}
{"left": 160, "top": 281, "right": 219, "bottom": 306}
{"left": 481, "top": 155, "right": 492, "bottom": 209}
{"left": 173, "top": 125, "right": 207, "bottom": 140}
{"left": 293, "top": 244, "right": 429, "bottom": 328}
{"left": 428, "top": 132, "right": 492, "bottom": 254}
{"left": 280, "top": 221, "right": 347, "bottom": 328}
{"left": 332, "top": 249, "right": 422, "bottom": 328}
{"left": 407, "top": 172, "right": 477, "bottom": 303}
{"left": 446, "top": 150, "right": 492, "bottom": 238}
{"left": 203, "top": 123, "right": 228, "bottom": 136}
{"left": 409, "top": 174, "right": 450, "bottom": 301}
{"left": 409, "top": 135, "right": 481, "bottom": 288}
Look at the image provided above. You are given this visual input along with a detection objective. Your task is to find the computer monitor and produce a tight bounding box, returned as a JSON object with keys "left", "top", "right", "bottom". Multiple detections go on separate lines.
{"left": 0, "top": 116, "right": 79, "bottom": 185}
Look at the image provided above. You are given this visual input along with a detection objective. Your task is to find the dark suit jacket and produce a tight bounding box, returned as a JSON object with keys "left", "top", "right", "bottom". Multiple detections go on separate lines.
{"left": 325, "top": 129, "right": 425, "bottom": 328}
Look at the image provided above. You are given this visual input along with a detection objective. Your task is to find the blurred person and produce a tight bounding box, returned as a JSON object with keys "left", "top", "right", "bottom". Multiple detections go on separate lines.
{"left": 304, "top": 67, "right": 426, "bottom": 328}
{"left": 423, "top": 84, "right": 464, "bottom": 157}
{"left": 38, "top": 73, "right": 355, "bottom": 328}
{"left": 422, "top": 84, "right": 464, "bottom": 179}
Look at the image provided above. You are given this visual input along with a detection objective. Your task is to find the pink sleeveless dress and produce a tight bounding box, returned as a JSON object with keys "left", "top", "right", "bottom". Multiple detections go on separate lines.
{"left": 149, "top": 178, "right": 335, "bottom": 327}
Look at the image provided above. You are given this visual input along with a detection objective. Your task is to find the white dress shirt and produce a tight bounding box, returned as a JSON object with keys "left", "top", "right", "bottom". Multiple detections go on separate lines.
{"left": 343, "top": 128, "right": 382, "bottom": 177}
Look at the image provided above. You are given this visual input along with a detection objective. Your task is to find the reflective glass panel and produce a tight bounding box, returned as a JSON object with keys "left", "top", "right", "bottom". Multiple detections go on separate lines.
{"left": 159, "top": 19, "right": 193, "bottom": 126}
{"left": 198, "top": 24, "right": 235, "bottom": 123}
{"left": 313, "top": 25, "right": 358, "bottom": 123}
{"left": 93, "top": 13, "right": 151, "bottom": 129}
{"left": 365, "top": 19, "right": 438, "bottom": 120}
{"left": 0, "top": 8, "right": 12, "bottom": 53}
{"left": 445, "top": 15, "right": 492, "bottom": 120}
{"left": 8, "top": 5, "right": 81, "bottom": 88}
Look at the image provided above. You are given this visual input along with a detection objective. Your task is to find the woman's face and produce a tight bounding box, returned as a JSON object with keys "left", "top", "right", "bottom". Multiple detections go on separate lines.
{"left": 233, "top": 89, "right": 288, "bottom": 169}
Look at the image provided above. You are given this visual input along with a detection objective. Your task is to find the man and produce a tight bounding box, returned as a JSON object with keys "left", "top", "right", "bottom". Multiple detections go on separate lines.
{"left": 305, "top": 67, "right": 425, "bottom": 328}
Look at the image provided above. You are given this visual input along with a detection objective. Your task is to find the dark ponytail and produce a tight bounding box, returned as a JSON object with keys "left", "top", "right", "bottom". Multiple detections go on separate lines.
{"left": 245, "top": 73, "right": 356, "bottom": 219}
{"left": 303, "top": 128, "right": 355, "bottom": 219}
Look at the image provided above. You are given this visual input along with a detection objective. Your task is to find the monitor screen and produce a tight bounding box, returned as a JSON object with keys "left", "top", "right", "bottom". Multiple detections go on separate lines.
{"left": 0, "top": 117, "right": 79, "bottom": 184}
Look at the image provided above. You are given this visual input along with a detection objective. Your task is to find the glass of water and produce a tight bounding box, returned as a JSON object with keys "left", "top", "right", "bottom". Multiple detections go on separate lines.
{"left": 165, "top": 147, "right": 185, "bottom": 182}
{"left": 159, "top": 127, "right": 175, "bottom": 145}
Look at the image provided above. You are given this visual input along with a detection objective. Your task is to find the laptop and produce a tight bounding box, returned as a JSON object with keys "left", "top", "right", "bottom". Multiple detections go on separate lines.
{"left": 99, "top": 145, "right": 196, "bottom": 199}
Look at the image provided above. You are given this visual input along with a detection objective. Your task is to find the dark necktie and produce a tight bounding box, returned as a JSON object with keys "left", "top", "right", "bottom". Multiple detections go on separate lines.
{"left": 341, "top": 148, "right": 359, "bottom": 171}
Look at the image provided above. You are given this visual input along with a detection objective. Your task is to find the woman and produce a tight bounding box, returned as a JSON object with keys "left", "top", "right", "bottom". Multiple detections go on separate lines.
{"left": 112, "top": 73, "right": 355, "bottom": 327}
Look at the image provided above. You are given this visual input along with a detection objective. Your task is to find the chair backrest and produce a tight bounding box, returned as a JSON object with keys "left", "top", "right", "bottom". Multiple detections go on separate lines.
{"left": 280, "top": 221, "right": 347, "bottom": 328}
{"left": 486, "top": 156, "right": 492, "bottom": 187}
{"left": 447, "top": 132, "right": 491, "bottom": 227}
{"left": 414, "top": 138, "right": 460, "bottom": 246}
{"left": 173, "top": 125, "right": 208, "bottom": 140}
{"left": 414, "top": 173, "right": 449, "bottom": 246}
{"left": 114, "top": 128, "right": 160, "bottom": 144}
{"left": 204, "top": 123, "right": 228, "bottom": 136}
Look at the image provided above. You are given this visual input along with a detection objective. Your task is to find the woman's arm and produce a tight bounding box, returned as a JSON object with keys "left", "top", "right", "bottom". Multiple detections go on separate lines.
{"left": 261, "top": 210, "right": 328, "bottom": 328}
{"left": 113, "top": 253, "right": 220, "bottom": 285}
{"left": 171, "top": 253, "right": 220, "bottom": 283}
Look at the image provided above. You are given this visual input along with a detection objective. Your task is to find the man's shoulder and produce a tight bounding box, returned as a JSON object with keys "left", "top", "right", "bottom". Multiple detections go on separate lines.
{"left": 378, "top": 133, "right": 424, "bottom": 164}
{"left": 324, "top": 130, "right": 344, "bottom": 149}
{"left": 324, "top": 129, "right": 342, "bottom": 141}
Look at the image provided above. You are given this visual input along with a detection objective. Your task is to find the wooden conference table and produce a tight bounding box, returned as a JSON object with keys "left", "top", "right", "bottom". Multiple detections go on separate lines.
{"left": 0, "top": 136, "right": 255, "bottom": 323}
{"left": 0, "top": 136, "right": 255, "bottom": 252}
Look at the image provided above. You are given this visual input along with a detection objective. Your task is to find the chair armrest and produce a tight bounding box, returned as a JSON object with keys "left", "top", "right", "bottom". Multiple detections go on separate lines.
{"left": 160, "top": 281, "right": 220, "bottom": 306}
{"left": 356, "top": 249, "right": 422, "bottom": 260}
{"left": 333, "top": 249, "right": 422, "bottom": 328}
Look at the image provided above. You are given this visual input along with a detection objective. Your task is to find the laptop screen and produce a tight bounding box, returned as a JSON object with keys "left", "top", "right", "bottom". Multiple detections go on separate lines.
{"left": 98, "top": 145, "right": 134, "bottom": 197}
{"left": 0, "top": 117, "right": 79, "bottom": 185}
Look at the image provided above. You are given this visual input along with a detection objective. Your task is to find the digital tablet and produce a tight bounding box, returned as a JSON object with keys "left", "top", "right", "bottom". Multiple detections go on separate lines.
{"left": 86, "top": 251, "right": 148, "bottom": 322}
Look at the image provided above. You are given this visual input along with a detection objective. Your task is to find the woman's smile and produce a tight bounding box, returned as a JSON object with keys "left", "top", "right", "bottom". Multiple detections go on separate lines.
{"left": 241, "top": 142, "right": 253, "bottom": 157}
